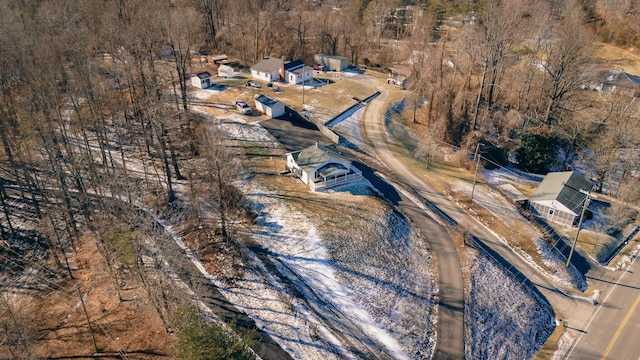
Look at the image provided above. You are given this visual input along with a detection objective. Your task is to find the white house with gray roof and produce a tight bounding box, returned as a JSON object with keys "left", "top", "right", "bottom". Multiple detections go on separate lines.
{"left": 251, "top": 57, "right": 283, "bottom": 82}
{"left": 529, "top": 171, "right": 592, "bottom": 226}
{"left": 286, "top": 143, "right": 363, "bottom": 191}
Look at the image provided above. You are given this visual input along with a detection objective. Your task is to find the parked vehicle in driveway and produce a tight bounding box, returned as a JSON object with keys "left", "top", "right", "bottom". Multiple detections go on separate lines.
{"left": 245, "top": 80, "right": 262, "bottom": 89}
{"left": 235, "top": 100, "right": 252, "bottom": 114}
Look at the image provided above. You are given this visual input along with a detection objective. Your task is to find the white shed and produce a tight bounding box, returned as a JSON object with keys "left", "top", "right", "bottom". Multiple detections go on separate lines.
{"left": 217, "top": 64, "right": 234, "bottom": 78}
{"left": 191, "top": 72, "right": 212, "bottom": 89}
{"left": 254, "top": 94, "right": 285, "bottom": 118}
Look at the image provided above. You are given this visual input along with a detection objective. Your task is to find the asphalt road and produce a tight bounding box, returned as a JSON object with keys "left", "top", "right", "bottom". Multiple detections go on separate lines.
{"left": 361, "top": 88, "right": 465, "bottom": 360}
{"left": 261, "top": 107, "right": 463, "bottom": 358}
{"left": 565, "top": 254, "right": 640, "bottom": 360}
{"left": 359, "top": 83, "right": 640, "bottom": 360}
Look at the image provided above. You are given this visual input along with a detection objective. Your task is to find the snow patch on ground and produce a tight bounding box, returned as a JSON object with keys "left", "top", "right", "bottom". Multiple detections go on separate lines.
{"left": 331, "top": 106, "right": 367, "bottom": 148}
{"left": 245, "top": 189, "right": 411, "bottom": 359}
{"left": 465, "top": 250, "right": 556, "bottom": 359}
{"left": 552, "top": 329, "right": 576, "bottom": 360}
{"left": 219, "top": 121, "right": 278, "bottom": 145}
{"left": 615, "top": 242, "right": 640, "bottom": 270}
{"left": 180, "top": 118, "right": 434, "bottom": 359}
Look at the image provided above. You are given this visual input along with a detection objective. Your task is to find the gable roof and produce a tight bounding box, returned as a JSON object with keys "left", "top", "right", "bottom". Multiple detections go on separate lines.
{"left": 284, "top": 59, "right": 304, "bottom": 71}
{"left": 530, "top": 171, "right": 592, "bottom": 214}
{"left": 218, "top": 64, "right": 233, "bottom": 72}
{"left": 195, "top": 71, "right": 211, "bottom": 79}
{"left": 255, "top": 94, "right": 281, "bottom": 108}
{"left": 291, "top": 65, "right": 313, "bottom": 75}
{"left": 251, "top": 58, "right": 283, "bottom": 73}
{"left": 606, "top": 71, "right": 640, "bottom": 88}
{"left": 290, "top": 144, "right": 346, "bottom": 173}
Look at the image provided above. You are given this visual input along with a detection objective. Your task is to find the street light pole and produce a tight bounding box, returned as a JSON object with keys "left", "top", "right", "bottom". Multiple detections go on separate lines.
{"left": 566, "top": 190, "right": 596, "bottom": 267}
{"left": 471, "top": 143, "right": 484, "bottom": 200}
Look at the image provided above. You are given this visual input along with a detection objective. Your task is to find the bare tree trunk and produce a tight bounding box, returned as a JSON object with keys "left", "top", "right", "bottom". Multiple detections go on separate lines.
{"left": 0, "top": 178, "right": 15, "bottom": 236}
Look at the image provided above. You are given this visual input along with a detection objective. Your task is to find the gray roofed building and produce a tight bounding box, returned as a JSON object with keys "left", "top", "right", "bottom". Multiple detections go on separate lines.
{"left": 286, "top": 143, "right": 363, "bottom": 191}
{"left": 251, "top": 58, "right": 284, "bottom": 82}
{"left": 602, "top": 70, "right": 640, "bottom": 97}
{"left": 292, "top": 143, "right": 342, "bottom": 174}
{"left": 292, "top": 65, "right": 314, "bottom": 74}
{"left": 191, "top": 71, "right": 212, "bottom": 88}
{"left": 529, "top": 171, "right": 592, "bottom": 226}
{"left": 254, "top": 94, "right": 285, "bottom": 118}
{"left": 252, "top": 58, "right": 284, "bottom": 73}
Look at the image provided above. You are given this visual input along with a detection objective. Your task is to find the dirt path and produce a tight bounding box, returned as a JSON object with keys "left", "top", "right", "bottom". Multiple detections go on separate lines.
{"left": 360, "top": 87, "right": 465, "bottom": 359}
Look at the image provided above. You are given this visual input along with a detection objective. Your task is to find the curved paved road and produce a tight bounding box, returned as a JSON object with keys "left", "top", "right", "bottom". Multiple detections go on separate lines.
{"left": 361, "top": 88, "right": 465, "bottom": 359}
{"left": 360, "top": 84, "right": 640, "bottom": 360}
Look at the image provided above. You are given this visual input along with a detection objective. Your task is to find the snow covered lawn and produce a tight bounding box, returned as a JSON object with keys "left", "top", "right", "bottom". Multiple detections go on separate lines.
{"left": 465, "top": 249, "right": 556, "bottom": 359}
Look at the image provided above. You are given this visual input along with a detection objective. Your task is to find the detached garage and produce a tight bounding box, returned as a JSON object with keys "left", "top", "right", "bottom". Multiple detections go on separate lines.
{"left": 254, "top": 94, "right": 285, "bottom": 118}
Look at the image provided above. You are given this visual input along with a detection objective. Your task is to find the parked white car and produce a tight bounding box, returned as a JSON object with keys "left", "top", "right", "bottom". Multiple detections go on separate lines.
{"left": 235, "top": 100, "right": 252, "bottom": 115}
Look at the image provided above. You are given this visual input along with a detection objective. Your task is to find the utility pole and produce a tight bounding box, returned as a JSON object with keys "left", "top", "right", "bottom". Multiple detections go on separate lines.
{"left": 471, "top": 143, "right": 484, "bottom": 200}
{"left": 566, "top": 190, "right": 596, "bottom": 267}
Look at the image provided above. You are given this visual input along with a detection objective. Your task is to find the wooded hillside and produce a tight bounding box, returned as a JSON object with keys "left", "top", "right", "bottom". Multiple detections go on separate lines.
{"left": 0, "top": 0, "right": 639, "bottom": 358}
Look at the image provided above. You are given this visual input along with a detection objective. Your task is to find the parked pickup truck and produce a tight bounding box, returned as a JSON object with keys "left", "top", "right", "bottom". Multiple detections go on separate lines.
{"left": 235, "top": 100, "right": 252, "bottom": 115}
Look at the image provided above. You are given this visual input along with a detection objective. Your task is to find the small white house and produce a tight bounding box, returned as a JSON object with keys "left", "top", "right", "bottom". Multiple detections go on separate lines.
{"left": 217, "top": 64, "right": 234, "bottom": 78}
{"left": 191, "top": 72, "right": 212, "bottom": 89}
{"left": 288, "top": 65, "right": 314, "bottom": 84}
{"left": 529, "top": 171, "right": 592, "bottom": 226}
{"left": 286, "top": 143, "right": 363, "bottom": 191}
{"left": 254, "top": 94, "right": 285, "bottom": 118}
{"left": 280, "top": 59, "right": 313, "bottom": 84}
{"left": 251, "top": 58, "right": 283, "bottom": 82}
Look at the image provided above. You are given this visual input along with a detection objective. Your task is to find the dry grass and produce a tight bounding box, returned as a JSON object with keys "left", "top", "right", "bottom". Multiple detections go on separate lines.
{"left": 0, "top": 236, "right": 172, "bottom": 359}
{"left": 199, "top": 71, "right": 380, "bottom": 121}
{"left": 592, "top": 43, "right": 640, "bottom": 75}
{"left": 534, "top": 321, "right": 565, "bottom": 360}
{"left": 382, "top": 110, "right": 566, "bottom": 276}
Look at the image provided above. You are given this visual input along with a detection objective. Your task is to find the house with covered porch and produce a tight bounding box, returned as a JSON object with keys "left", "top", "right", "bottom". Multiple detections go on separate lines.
{"left": 286, "top": 143, "right": 363, "bottom": 191}
{"left": 529, "top": 171, "right": 593, "bottom": 226}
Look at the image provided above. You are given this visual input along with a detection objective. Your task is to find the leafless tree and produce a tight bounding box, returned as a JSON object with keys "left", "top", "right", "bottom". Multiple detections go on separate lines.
{"left": 470, "top": 0, "right": 523, "bottom": 129}
{"left": 539, "top": 9, "right": 594, "bottom": 126}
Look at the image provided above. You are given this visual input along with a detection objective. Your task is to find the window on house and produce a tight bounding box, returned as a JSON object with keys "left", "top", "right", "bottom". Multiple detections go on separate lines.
{"left": 548, "top": 209, "right": 555, "bottom": 217}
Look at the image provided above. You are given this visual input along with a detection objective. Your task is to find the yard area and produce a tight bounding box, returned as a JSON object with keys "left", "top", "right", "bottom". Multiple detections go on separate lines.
{"left": 189, "top": 68, "right": 381, "bottom": 126}
{"left": 187, "top": 86, "right": 439, "bottom": 359}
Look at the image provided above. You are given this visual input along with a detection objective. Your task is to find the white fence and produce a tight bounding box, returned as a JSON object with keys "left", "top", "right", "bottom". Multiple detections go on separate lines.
{"left": 310, "top": 172, "right": 363, "bottom": 191}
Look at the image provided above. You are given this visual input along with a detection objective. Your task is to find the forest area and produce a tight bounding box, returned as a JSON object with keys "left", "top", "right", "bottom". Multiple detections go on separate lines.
{"left": 0, "top": 0, "right": 639, "bottom": 358}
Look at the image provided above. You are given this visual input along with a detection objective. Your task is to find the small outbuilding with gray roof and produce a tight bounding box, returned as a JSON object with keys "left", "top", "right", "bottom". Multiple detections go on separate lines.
{"left": 529, "top": 171, "right": 593, "bottom": 226}
{"left": 286, "top": 143, "right": 363, "bottom": 191}
{"left": 254, "top": 94, "right": 285, "bottom": 118}
{"left": 191, "top": 71, "right": 212, "bottom": 88}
